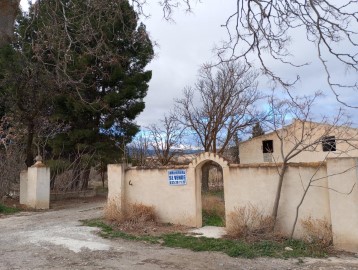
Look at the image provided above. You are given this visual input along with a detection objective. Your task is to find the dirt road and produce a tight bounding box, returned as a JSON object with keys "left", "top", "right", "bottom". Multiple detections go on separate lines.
{"left": 1, "top": 201, "right": 358, "bottom": 270}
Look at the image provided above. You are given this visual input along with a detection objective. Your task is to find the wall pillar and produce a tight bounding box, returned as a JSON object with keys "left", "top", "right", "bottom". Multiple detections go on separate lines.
{"left": 19, "top": 170, "right": 28, "bottom": 205}
{"left": 327, "top": 158, "right": 358, "bottom": 252}
{"left": 107, "top": 164, "right": 126, "bottom": 211}
{"left": 26, "top": 158, "right": 50, "bottom": 209}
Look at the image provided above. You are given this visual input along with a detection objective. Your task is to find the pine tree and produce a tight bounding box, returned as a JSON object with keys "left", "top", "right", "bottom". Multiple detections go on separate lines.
{"left": 1, "top": 1, "right": 154, "bottom": 187}
{"left": 251, "top": 122, "right": 265, "bottom": 138}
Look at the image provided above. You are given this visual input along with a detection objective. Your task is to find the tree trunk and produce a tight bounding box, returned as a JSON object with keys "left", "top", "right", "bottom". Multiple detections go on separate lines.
{"left": 50, "top": 174, "right": 57, "bottom": 190}
{"left": 271, "top": 164, "right": 288, "bottom": 225}
{"left": 25, "top": 121, "right": 35, "bottom": 167}
{"left": 81, "top": 166, "right": 91, "bottom": 190}
{"left": 71, "top": 159, "right": 81, "bottom": 190}
{"left": 0, "top": 0, "right": 20, "bottom": 46}
{"left": 201, "top": 162, "right": 211, "bottom": 192}
{"left": 100, "top": 169, "right": 105, "bottom": 189}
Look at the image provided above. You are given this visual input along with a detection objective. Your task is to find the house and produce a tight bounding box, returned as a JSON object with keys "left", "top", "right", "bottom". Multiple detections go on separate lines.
{"left": 239, "top": 119, "right": 358, "bottom": 164}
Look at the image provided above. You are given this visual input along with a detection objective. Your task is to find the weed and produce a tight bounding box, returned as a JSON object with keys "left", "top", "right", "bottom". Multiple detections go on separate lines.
{"left": 202, "top": 192, "right": 225, "bottom": 226}
{"left": 226, "top": 205, "right": 274, "bottom": 240}
{"left": 202, "top": 210, "right": 224, "bottom": 226}
{"left": 83, "top": 219, "right": 326, "bottom": 259}
{"left": 301, "top": 217, "right": 332, "bottom": 254}
{"left": 105, "top": 202, "right": 156, "bottom": 227}
{"left": 0, "top": 204, "right": 20, "bottom": 215}
{"left": 104, "top": 201, "right": 122, "bottom": 222}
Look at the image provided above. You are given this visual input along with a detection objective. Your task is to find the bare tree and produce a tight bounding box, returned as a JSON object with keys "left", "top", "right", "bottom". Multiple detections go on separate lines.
{"left": 176, "top": 61, "right": 261, "bottom": 154}
{"left": 218, "top": 1, "right": 358, "bottom": 107}
{"left": 265, "top": 92, "right": 358, "bottom": 225}
{"left": 33, "top": 118, "right": 70, "bottom": 160}
{"left": 148, "top": 115, "right": 184, "bottom": 166}
{"left": 2, "top": 1, "right": 355, "bottom": 109}
{"left": 127, "top": 132, "right": 150, "bottom": 166}
{"left": 176, "top": 61, "right": 262, "bottom": 191}
{"left": 148, "top": 1, "right": 358, "bottom": 107}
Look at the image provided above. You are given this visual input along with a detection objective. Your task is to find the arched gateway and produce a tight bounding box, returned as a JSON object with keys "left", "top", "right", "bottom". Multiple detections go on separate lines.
{"left": 189, "top": 152, "right": 230, "bottom": 227}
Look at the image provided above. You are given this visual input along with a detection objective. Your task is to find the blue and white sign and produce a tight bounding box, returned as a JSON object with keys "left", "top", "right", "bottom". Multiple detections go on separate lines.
{"left": 168, "top": 169, "right": 187, "bottom": 186}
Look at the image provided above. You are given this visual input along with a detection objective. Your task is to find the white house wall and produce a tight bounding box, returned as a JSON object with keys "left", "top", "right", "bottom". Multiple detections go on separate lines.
{"left": 239, "top": 124, "right": 358, "bottom": 164}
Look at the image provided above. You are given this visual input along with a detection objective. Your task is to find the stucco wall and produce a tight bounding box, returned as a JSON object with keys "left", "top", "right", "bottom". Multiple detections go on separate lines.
{"left": 108, "top": 165, "right": 197, "bottom": 227}
{"left": 327, "top": 158, "right": 358, "bottom": 251}
{"left": 225, "top": 163, "right": 331, "bottom": 237}
{"left": 108, "top": 153, "right": 358, "bottom": 252}
{"left": 122, "top": 166, "right": 198, "bottom": 227}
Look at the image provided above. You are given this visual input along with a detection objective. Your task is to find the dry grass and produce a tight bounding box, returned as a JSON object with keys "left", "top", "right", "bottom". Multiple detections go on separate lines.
{"left": 226, "top": 205, "right": 275, "bottom": 241}
{"left": 301, "top": 217, "right": 332, "bottom": 249}
{"left": 202, "top": 192, "right": 225, "bottom": 218}
{"left": 104, "top": 201, "right": 189, "bottom": 236}
{"left": 105, "top": 201, "right": 157, "bottom": 230}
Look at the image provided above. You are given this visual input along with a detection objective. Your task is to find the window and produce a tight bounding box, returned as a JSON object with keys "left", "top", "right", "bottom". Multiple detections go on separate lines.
{"left": 262, "top": 140, "right": 273, "bottom": 153}
{"left": 322, "top": 136, "right": 336, "bottom": 152}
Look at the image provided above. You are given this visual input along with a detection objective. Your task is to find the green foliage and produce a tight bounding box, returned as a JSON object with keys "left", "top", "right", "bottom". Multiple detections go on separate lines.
{"left": 83, "top": 219, "right": 328, "bottom": 258}
{"left": 0, "top": 204, "right": 20, "bottom": 215}
{"left": 202, "top": 210, "right": 225, "bottom": 227}
{"left": 251, "top": 122, "right": 265, "bottom": 138}
{"left": 1, "top": 0, "right": 154, "bottom": 173}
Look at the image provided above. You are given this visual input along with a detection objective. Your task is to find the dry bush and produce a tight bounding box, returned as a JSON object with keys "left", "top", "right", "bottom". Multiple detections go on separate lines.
{"left": 301, "top": 217, "right": 332, "bottom": 249}
{"left": 105, "top": 201, "right": 157, "bottom": 229}
{"left": 202, "top": 193, "right": 225, "bottom": 218}
{"left": 226, "top": 205, "right": 274, "bottom": 240}
{"left": 104, "top": 201, "right": 123, "bottom": 221}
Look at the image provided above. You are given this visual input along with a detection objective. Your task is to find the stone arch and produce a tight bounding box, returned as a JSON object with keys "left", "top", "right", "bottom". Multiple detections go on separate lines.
{"left": 189, "top": 152, "right": 229, "bottom": 169}
{"left": 189, "top": 152, "right": 229, "bottom": 227}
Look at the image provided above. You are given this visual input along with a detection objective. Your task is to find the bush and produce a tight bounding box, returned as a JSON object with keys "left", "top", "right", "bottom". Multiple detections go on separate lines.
{"left": 226, "top": 205, "right": 274, "bottom": 240}
{"left": 301, "top": 217, "right": 332, "bottom": 250}
{"left": 105, "top": 201, "right": 157, "bottom": 229}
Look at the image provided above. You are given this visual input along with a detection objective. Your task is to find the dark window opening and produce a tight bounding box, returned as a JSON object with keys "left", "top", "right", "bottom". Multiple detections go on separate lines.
{"left": 322, "top": 136, "right": 336, "bottom": 152}
{"left": 262, "top": 140, "right": 273, "bottom": 153}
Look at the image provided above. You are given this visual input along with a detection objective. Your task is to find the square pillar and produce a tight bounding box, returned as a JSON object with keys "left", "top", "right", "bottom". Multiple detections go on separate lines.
{"left": 27, "top": 163, "right": 50, "bottom": 209}
{"left": 107, "top": 164, "right": 126, "bottom": 211}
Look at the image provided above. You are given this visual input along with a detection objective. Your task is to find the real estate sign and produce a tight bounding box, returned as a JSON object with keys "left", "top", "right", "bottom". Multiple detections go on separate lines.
{"left": 168, "top": 169, "right": 187, "bottom": 186}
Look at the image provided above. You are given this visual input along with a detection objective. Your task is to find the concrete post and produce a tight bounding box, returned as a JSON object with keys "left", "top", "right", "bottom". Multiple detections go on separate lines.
{"left": 19, "top": 170, "right": 28, "bottom": 205}
{"left": 107, "top": 164, "right": 126, "bottom": 212}
{"left": 27, "top": 157, "right": 50, "bottom": 209}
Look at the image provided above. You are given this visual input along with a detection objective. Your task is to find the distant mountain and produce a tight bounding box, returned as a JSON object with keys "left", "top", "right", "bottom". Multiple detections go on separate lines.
{"left": 127, "top": 147, "right": 202, "bottom": 157}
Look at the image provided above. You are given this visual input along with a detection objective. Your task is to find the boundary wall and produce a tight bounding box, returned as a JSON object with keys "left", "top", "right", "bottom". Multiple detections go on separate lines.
{"left": 108, "top": 153, "right": 358, "bottom": 252}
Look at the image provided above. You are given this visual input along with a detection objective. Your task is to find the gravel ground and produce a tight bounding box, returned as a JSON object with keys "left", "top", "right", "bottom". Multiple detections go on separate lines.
{"left": 1, "top": 201, "right": 358, "bottom": 270}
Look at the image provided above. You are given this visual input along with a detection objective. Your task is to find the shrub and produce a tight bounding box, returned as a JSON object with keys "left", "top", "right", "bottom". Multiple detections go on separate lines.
{"left": 202, "top": 192, "right": 225, "bottom": 217}
{"left": 226, "top": 205, "right": 274, "bottom": 240}
{"left": 104, "top": 201, "right": 123, "bottom": 222}
{"left": 105, "top": 201, "right": 157, "bottom": 229}
{"left": 301, "top": 217, "right": 332, "bottom": 250}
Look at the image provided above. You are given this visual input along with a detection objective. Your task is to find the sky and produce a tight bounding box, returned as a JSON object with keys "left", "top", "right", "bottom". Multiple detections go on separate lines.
{"left": 20, "top": 0, "right": 358, "bottom": 128}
